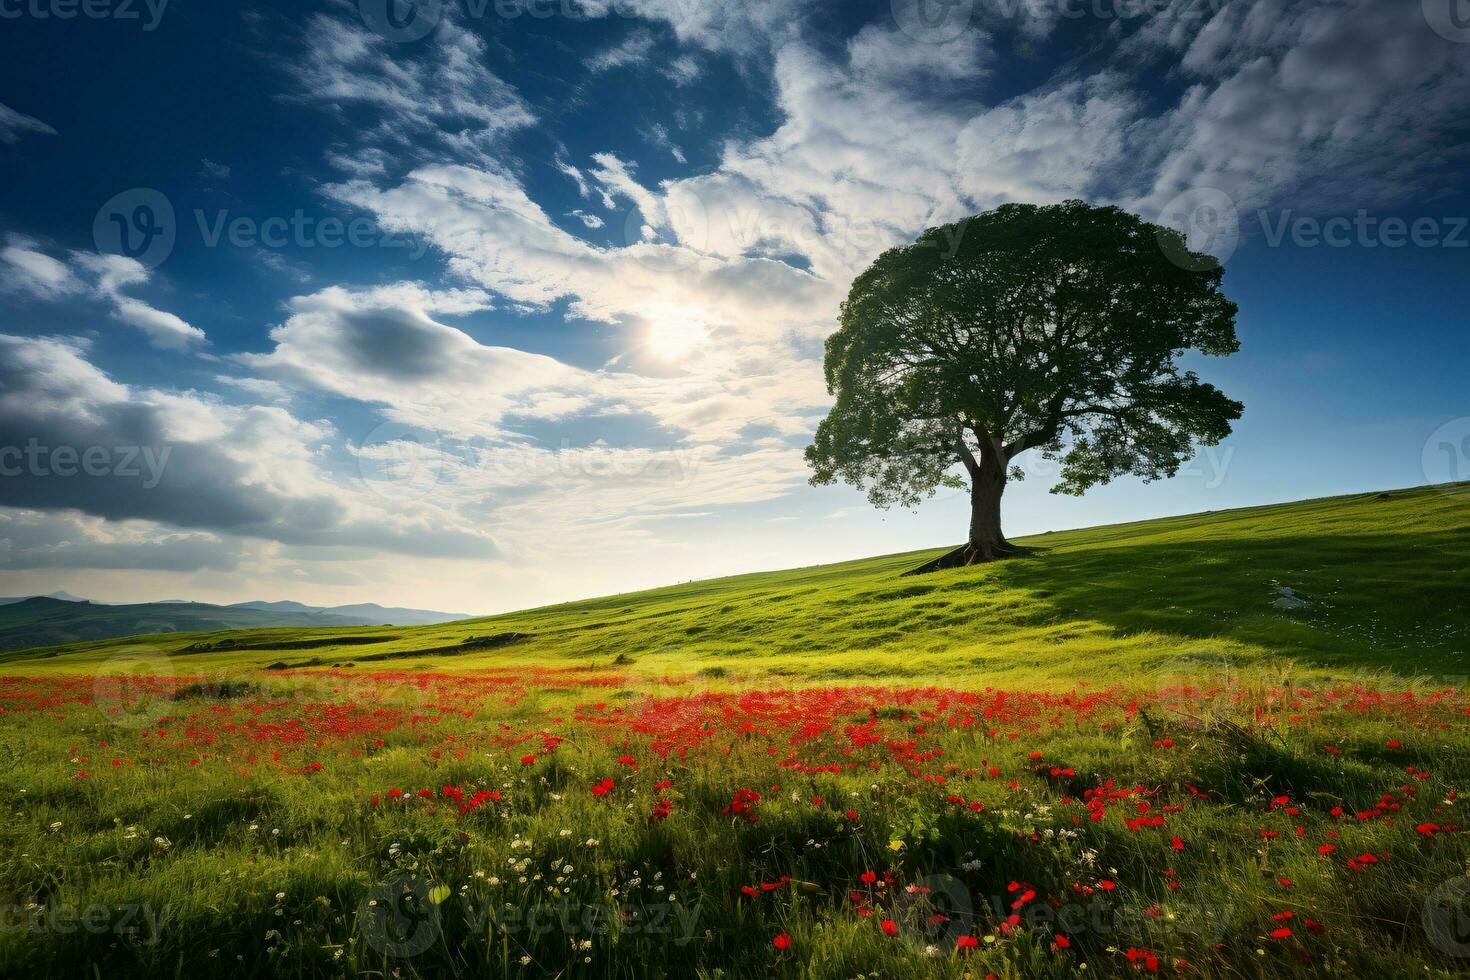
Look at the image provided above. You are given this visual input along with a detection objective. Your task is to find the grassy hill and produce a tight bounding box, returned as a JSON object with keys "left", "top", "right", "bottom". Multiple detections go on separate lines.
{"left": 9, "top": 483, "right": 1467, "bottom": 686}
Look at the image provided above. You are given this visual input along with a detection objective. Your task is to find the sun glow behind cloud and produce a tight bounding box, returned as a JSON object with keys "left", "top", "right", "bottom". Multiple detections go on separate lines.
{"left": 645, "top": 317, "right": 709, "bottom": 361}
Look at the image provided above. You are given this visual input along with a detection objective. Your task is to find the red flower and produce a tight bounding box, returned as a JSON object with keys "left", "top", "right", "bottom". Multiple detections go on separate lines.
{"left": 1125, "top": 947, "right": 1160, "bottom": 972}
{"left": 1270, "top": 927, "right": 1292, "bottom": 939}
{"left": 520, "top": 753, "right": 536, "bottom": 765}
{"left": 591, "top": 778, "right": 615, "bottom": 797}
{"left": 1054, "top": 934, "right": 1071, "bottom": 949}
{"left": 772, "top": 933, "right": 791, "bottom": 951}
{"left": 722, "top": 787, "right": 762, "bottom": 821}
{"left": 880, "top": 919, "right": 898, "bottom": 936}
{"left": 956, "top": 935, "right": 979, "bottom": 950}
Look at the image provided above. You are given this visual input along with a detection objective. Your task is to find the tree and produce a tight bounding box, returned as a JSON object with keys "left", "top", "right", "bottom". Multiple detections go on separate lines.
{"left": 806, "top": 200, "right": 1243, "bottom": 571}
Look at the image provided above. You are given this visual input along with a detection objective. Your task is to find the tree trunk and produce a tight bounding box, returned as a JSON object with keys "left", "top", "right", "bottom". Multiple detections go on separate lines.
{"left": 903, "top": 454, "right": 1023, "bottom": 575}
{"left": 963, "top": 463, "right": 1010, "bottom": 563}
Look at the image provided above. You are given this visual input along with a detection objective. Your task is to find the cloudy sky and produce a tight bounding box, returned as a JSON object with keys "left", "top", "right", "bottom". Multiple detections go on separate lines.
{"left": 0, "top": 0, "right": 1467, "bottom": 612}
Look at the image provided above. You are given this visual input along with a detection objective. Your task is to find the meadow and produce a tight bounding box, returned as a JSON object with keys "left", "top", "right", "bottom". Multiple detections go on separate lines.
{"left": 3, "top": 485, "right": 1470, "bottom": 977}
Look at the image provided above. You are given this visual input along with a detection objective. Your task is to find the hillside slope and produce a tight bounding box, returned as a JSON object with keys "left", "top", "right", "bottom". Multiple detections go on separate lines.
{"left": 5, "top": 484, "right": 1467, "bottom": 685}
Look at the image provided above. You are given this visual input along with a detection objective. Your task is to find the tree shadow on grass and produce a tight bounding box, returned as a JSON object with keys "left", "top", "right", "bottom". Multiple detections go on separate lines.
{"left": 976, "top": 525, "right": 1470, "bottom": 677}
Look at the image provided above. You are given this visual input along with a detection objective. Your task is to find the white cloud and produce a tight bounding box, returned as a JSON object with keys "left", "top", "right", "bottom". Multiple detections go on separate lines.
{"left": 580, "top": 0, "right": 806, "bottom": 56}
{"left": 326, "top": 162, "right": 839, "bottom": 339}
{"left": 75, "top": 253, "right": 208, "bottom": 350}
{"left": 0, "top": 237, "right": 81, "bottom": 299}
{"left": 2, "top": 241, "right": 207, "bottom": 350}
{"left": 0, "top": 102, "right": 56, "bottom": 144}
{"left": 239, "top": 283, "right": 594, "bottom": 439}
{"left": 586, "top": 28, "right": 658, "bottom": 72}
{"left": 567, "top": 209, "right": 605, "bottom": 229}
{"left": 1130, "top": 0, "right": 1470, "bottom": 215}
{"left": 643, "top": 123, "right": 688, "bottom": 163}
{"left": 0, "top": 509, "right": 243, "bottom": 572}
{"left": 663, "top": 54, "right": 702, "bottom": 85}
{"left": 0, "top": 334, "right": 498, "bottom": 562}
{"left": 291, "top": 11, "right": 534, "bottom": 168}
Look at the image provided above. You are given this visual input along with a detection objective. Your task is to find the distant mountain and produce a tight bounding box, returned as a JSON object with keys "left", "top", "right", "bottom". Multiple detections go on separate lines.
{"left": 228, "top": 600, "right": 471, "bottom": 626}
{"left": 231, "top": 600, "right": 317, "bottom": 613}
{"left": 0, "top": 596, "right": 476, "bottom": 653}
{"left": 0, "top": 591, "right": 90, "bottom": 606}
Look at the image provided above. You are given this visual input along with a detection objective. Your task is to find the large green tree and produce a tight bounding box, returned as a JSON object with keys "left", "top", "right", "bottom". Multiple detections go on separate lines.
{"left": 806, "top": 200, "right": 1243, "bottom": 571}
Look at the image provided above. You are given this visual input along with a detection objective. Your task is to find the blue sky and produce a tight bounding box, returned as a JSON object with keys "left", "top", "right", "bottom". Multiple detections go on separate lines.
{"left": 0, "top": 0, "right": 1467, "bottom": 612}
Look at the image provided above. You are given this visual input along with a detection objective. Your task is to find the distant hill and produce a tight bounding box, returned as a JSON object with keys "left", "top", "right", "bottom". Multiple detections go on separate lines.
{"left": 229, "top": 600, "right": 469, "bottom": 626}
{"left": 0, "top": 591, "right": 90, "bottom": 606}
{"left": 0, "top": 596, "right": 474, "bottom": 652}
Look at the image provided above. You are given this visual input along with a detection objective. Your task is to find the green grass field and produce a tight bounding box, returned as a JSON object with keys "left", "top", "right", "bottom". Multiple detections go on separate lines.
{"left": 3, "top": 485, "right": 1470, "bottom": 977}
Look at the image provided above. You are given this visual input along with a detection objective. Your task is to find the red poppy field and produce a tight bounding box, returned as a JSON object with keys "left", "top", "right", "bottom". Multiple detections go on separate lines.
{"left": 6, "top": 665, "right": 1470, "bottom": 978}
